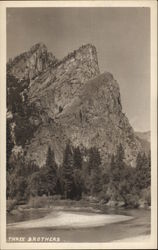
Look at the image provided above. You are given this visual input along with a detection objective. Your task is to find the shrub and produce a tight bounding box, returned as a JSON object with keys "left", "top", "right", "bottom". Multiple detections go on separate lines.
{"left": 125, "top": 194, "right": 139, "bottom": 208}
{"left": 141, "top": 187, "right": 151, "bottom": 206}
{"left": 7, "top": 199, "right": 17, "bottom": 212}
{"left": 98, "top": 190, "right": 110, "bottom": 203}
{"left": 28, "top": 195, "right": 49, "bottom": 208}
{"left": 50, "top": 195, "right": 62, "bottom": 201}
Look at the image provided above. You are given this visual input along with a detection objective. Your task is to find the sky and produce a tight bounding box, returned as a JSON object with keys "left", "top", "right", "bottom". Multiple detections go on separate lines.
{"left": 7, "top": 7, "right": 150, "bottom": 132}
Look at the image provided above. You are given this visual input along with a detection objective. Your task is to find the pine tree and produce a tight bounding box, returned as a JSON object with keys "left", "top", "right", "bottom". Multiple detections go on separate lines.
{"left": 109, "top": 144, "right": 127, "bottom": 202}
{"left": 90, "top": 166, "right": 102, "bottom": 195}
{"left": 73, "top": 146, "right": 83, "bottom": 199}
{"left": 28, "top": 171, "right": 42, "bottom": 197}
{"left": 73, "top": 146, "right": 82, "bottom": 169}
{"left": 136, "top": 152, "right": 151, "bottom": 190}
{"left": 62, "top": 143, "right": 74, "bottom": 199}
{"left": 88, "top": 147, "right": 101, "bottom": 174}
{"left": 46, "top": 146, "right": 56, "bottom": 170}
{"left": 87, "top": 147, "right": 102, "bottom": 195}
{"left": 43, "top": 146, "right": 58, "bottom": 196}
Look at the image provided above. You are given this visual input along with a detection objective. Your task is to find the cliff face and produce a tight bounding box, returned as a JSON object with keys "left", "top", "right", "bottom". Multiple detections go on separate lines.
{"left": 28, "top": 44, "right": 100, "bottom": 118}
{"left": 25, "top": 72, "right": 142, "bottom": 167}
{"left": 7, "top": 43, "right": 146, "bottom": 167}
{"left": 58, "top": 73, "right": 143, "bottom": 166}
{"left": 7, "top": 43, "right": 58, "bottom": 81}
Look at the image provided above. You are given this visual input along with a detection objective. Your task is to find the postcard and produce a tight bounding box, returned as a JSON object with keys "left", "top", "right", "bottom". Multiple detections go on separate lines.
{"left": 0, "top": 1, "right": 157, "bottom": 249}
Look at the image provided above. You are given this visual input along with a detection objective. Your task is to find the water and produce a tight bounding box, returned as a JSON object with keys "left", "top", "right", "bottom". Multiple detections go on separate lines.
{"left": 7, "top": 206, "right": 150, "bottom": 242}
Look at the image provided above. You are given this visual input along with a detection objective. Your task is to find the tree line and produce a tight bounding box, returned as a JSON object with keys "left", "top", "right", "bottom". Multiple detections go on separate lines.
{"left": 7, "top": 142, "right": 151, "bottom": 208}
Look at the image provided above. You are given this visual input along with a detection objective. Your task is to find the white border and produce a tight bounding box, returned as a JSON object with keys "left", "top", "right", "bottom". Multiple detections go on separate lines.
{"left": 0, "top": 1, "right": 157, "bottom": 249}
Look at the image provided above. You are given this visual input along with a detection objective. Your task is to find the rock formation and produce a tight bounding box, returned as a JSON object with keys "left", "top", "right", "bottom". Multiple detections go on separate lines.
{"left": 7, "top": 43, "right": 148, "bottom": 167}
{"left": 7, "top": 43, "right": 58, "bottom": 81}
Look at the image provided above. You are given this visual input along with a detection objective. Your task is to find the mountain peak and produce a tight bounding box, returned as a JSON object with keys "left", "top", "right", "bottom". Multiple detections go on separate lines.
{"left": 52, "top": 43, "right": 99, "bottom": 71}
{"left": 28, "top": 43, "right": 100, "bottom": 116}
{"left": 29, "top": 42, "right": 47, "bottom": 52}
{"left": 77, "top": 43, "right": 97, "bottom": 52}
{"left": 7, "top": 43, "right": 58, "bottom": 81}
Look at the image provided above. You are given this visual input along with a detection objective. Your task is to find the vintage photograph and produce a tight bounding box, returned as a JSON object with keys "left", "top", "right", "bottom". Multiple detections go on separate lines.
{"left": 0, "top": 1, "right": 157, "bottom": 249}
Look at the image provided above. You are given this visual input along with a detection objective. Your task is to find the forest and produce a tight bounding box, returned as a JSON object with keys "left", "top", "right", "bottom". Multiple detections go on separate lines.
{"left": 7, "top": 141, "right": 151, "bottom": 210}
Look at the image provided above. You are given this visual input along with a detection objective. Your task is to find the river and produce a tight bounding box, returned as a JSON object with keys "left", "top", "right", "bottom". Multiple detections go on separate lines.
{"left": 7, "top": 206, "right": 150, "bottom": 242}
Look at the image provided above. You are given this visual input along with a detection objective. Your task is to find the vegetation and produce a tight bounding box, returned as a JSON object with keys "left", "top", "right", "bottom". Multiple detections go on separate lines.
{"left": 61, "top": 143, "right": 76, "bottom": 199}
{"left": 28, "top": 195, "right": 49, "bottom": 208}
{"left": 6, "top": 141, "right": 151, "bottom": 211}
{"left": 7, "top": 199, "right": 17, "bottom": 213}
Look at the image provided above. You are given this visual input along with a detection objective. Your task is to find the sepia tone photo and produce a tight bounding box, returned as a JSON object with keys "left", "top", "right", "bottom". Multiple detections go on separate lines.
{"left": 0, "top": 1, "right": 157, "bottom": 249}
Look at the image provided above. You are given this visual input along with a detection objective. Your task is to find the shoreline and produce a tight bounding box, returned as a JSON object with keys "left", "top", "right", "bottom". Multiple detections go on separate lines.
{"left": 7, "top": 210, "right": 133, "bottom": 229}
{"left": 7, "top": 202, "right": 151, "bottom": 226}
{"left": 9, "top": 200, "right": 151, "bottom": 215}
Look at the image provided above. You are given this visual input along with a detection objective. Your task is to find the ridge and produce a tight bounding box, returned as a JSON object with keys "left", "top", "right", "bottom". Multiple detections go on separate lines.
{"left": 7, "top": 42, "right": 48, "bottom": 66}
{"left": 52, "top": 43, "right": 99, "bottom": 70}
{"left": 7, "top": 42, "right": 58, "bottom": 81}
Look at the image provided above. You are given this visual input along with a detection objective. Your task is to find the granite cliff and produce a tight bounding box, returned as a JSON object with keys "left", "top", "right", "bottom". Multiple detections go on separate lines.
{"left": 7, "top": 43, "right": 58, "bottom": 81}
{"left": 7, "top": 43, "right": 147, "bottom": 167}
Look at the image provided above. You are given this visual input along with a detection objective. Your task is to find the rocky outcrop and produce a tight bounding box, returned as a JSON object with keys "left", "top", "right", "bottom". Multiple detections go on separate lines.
{"left": 25, "top": 72, "right": 142, "bottom": 167}
{"left": 57, "top": 73, "right": 143, "bottom": 166}
{"left": 28, "top": 44, "right": 100, "bottom": 118}
{"left": 7, "top": 43, "right": 146, "bottom": 167}
{"left": 7, "top": 43, "right": 58, "bottom": 81}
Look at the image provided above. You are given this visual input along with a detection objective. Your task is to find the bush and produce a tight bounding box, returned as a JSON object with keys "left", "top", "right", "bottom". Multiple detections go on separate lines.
{"left": 7, "top": 199, "right": 17, "bottom": 212}
{"left": 98, "top": 190, "right": 110, "bottom": 203}
{"left": 141, "top": 187, "right": 151, "bottom": 206}
{"left": 125, "top": 194, "right": 139, "bottom": 208}
{"left": 28, "top": 195, "right": 49, "bottom": 208}
{"left": 50, "top": 195, "right": 62, "bottom": 201}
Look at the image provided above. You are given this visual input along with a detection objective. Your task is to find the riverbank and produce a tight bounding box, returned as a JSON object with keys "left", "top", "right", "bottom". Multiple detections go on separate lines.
{"left": 7, "top": 198, "right": 151, "bottom": 226}
{"left": 7, "top": 196, "right": 151, "bottom": 218}
{"left": 7, "top": 210, "right": 133, "bottom": 229}
{"left": 7, "top": 193, "right": 151, "bottom": 214}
